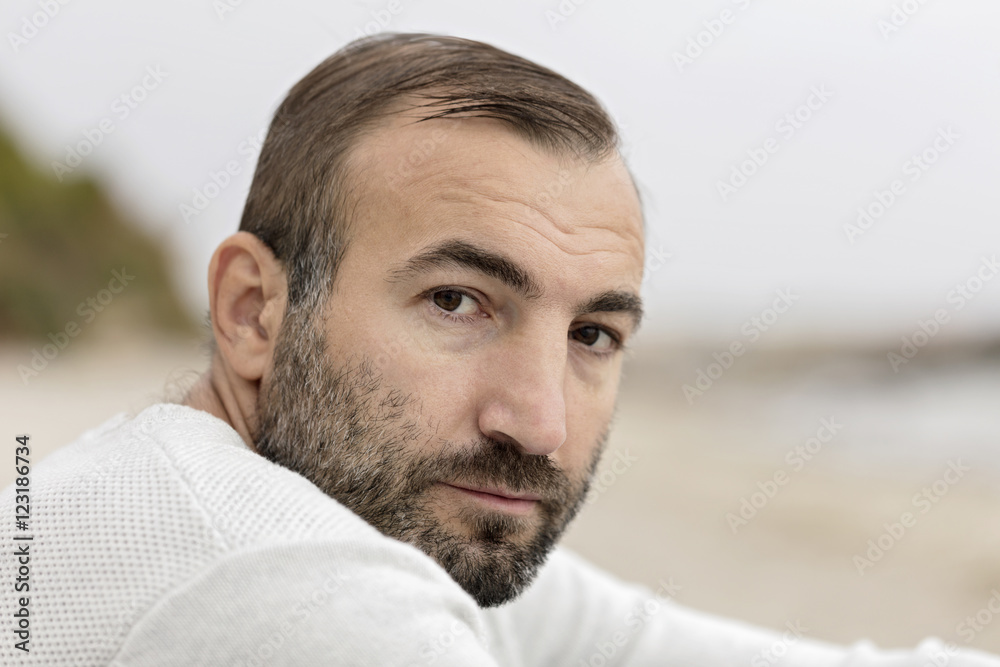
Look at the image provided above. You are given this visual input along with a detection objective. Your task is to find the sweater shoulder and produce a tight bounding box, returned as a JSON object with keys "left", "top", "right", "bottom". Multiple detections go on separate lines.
{"left": 0, "top": 403, "right": 384, "bottom": 666}
{"left": 14, "top": 402, "right": 376, "bottom": 547}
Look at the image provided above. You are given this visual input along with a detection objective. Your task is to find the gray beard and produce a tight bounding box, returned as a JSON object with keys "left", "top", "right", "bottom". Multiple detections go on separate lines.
{"left": 249, "top": 306, "right": 604, "bottom": 607}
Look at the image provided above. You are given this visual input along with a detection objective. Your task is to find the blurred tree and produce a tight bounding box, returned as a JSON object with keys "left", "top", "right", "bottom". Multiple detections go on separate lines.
{"left": 0, "top": 126, "right": 196, "bottom": 340}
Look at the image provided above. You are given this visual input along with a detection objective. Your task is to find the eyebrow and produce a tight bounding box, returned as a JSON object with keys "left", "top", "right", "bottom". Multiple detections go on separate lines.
{"left": 387, "top": 239, "right": 644, "bottom": 330}
{"left": 576, "top": 290, "right": 644, "bottom": 331}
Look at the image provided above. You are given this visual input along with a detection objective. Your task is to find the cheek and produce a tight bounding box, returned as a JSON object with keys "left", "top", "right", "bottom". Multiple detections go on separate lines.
{"left": 559, "top": 385, "right": 617, "bottom": 474}
{"left": 324, "top": 283, "right": 431, "bottom": 376}
{"left": 362, "top": 319, "right": 481, "bottom": 431}
{"left": 324, "top": 283, "right": 481, "bottom": 431}
{"left": 366, "top": 314, "right": 463, "bottom": 386}
{"left": 364, "top": 326, "right": 424, "bottom": 376}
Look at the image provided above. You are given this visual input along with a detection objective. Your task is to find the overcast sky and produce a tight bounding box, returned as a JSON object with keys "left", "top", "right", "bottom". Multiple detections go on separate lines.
{"left": 2, "top": 0, "right": 999, "bottom": 347}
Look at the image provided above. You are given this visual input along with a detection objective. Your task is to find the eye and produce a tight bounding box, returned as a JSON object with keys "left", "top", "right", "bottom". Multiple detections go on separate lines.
{"left": 570, "top": 325, "right": 619, "bottom": 353}
{"left": 431, "top": 289, "right": 480, "bottom": 316}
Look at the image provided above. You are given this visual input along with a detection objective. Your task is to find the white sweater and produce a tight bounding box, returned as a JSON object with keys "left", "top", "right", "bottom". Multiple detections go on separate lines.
{"left": 1, "top": 403, "right": 997, "bottom": 666}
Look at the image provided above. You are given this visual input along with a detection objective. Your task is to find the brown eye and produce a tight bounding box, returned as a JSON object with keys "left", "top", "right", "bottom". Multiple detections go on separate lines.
{"left": 431, "top": 290, "right": 478, "bottom": 316}
{"left": 433, "top": 290, "right": 463, "bottom": 311}
{"left": 571, "top": 325, "right": 616, "bottom": 352}
{"left": 572, "top": 326, "right": 600, "bottom": 345}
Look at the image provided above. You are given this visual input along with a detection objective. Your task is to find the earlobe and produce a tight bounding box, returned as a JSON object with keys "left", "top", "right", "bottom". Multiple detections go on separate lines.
{"left": 207, "top": 232, "right": 287, "bottom": 382}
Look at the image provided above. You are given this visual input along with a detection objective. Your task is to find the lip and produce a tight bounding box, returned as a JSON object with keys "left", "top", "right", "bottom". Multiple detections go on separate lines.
{"left": 440, "top": 482, "right": 541, "bottom": 515}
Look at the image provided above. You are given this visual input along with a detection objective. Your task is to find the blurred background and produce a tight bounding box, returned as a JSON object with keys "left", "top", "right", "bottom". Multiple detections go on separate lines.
{"left": 1, "top": 0, "right": 998, "bottom": 654}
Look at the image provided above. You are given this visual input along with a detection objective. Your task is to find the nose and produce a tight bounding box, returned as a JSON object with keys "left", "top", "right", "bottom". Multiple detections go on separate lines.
{"left": 476, "top": 334, "right": 568, "bottom": 457}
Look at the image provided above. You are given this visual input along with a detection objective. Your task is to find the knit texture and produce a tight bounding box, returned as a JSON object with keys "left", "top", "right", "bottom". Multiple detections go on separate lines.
{"left": 2, "top": 403, "right": 999, "bottom": 666}
{"left": 0, "top": 404, "right": 490, "bottom": 665}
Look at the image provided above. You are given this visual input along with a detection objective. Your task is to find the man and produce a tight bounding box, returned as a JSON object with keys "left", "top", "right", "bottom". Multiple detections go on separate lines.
{"left": 1, "top": 33, "right": 997, "bottom": 666}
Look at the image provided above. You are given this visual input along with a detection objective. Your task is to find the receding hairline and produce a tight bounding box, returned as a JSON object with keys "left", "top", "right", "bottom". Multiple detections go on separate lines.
{"left": 238, "top": 32, "right": 639, "bottom": 314}
{"left": 328, "top": 95, "right": 641, "bottom": 255}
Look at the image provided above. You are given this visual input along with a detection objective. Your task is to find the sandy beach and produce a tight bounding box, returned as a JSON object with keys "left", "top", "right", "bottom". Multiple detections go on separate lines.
{"left": 3, "top": 332, "right": 998, "bottom": 654}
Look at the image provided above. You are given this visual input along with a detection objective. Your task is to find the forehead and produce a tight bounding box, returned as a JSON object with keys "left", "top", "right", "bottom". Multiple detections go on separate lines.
{"left": 346, "top": 113, "right": 645, "bottom": 287}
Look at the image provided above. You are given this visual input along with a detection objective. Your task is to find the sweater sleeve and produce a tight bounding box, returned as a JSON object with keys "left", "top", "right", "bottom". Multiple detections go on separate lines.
{"left": 109, "top": 539, "right": 501, "bottom": 667}
{"left": 483, "top": 547, "right": 1000, "bottom": 667}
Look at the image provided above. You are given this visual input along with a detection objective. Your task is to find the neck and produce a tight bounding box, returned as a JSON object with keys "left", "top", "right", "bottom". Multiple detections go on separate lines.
{"left": 183, "top": 357, "right": 259, "bottom": 453}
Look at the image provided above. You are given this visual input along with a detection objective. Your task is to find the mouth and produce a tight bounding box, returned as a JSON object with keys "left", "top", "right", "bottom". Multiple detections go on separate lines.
{"left": 439, "top": 482, "right": 541, "bottom": 515}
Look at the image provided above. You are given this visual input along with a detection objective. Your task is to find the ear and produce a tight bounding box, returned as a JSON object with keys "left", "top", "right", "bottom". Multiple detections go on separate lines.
{"left": 207, "top": 232, "right": 287, "bottom": 383}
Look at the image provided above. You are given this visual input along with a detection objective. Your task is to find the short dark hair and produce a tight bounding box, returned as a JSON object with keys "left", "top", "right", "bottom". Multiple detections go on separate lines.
{"left": 239, "top": 32, "right": 621, "bottom": 314}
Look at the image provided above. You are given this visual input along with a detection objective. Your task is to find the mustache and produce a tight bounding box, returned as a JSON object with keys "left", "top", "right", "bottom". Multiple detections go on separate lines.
{"left": 412, "top": 435, "right": 575, "bottom": 504}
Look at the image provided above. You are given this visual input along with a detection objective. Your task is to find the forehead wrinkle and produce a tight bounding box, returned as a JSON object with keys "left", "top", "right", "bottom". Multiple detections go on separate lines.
{"left": 431, "top": 183, "right": 643, "bottom": 265}
{"left": 358, "top": 118, "right": 645, "bottom": 285}
{"left": 363, "top": 119, "right": 643, "bottom": 247}
{"left": 437, "top": 208, "right": 624, "bottom": 265}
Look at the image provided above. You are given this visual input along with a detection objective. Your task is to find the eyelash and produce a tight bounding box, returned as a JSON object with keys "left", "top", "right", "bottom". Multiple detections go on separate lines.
{"left": 422, "top": 286, "right": 486, "bottom": 324}
{"left": 422, "top": 287, "right": 625, "bottom": 357}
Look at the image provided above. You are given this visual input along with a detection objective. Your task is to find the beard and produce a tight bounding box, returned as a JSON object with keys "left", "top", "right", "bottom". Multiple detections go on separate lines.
{"left": 249, "top": 306, "right": 606, "bottom": 607}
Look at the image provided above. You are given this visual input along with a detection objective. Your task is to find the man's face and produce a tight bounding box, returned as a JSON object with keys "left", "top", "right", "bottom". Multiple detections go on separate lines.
{"left": 252, "top": 114, "right": 645, "bottom": 607}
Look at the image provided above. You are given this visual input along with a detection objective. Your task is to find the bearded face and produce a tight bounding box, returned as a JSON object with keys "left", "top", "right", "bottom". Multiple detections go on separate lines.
{"left": 245, "top": 115, "right": 643, "bottom": 608}
{"left": 252, "top": 307, "right": 604, "bottom": 607}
